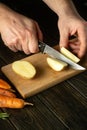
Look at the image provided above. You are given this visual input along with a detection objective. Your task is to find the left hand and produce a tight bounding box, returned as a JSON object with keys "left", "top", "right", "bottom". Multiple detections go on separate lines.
{"left": 58, "top": 15, "right": 87, "bottom": 58}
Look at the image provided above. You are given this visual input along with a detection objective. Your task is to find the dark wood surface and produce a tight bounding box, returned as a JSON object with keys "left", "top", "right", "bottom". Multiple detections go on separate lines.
{"left": 0, "top": 1, "right": 87, "bottom": 130}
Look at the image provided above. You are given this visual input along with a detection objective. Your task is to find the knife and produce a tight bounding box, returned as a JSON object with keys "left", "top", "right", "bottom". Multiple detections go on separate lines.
{"left": 39, "top": 41, "right": 86, "bottom": 70}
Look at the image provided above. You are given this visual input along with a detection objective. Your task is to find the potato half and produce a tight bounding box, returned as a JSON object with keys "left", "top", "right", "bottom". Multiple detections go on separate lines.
{"left": 12, "top": 60, "right": 36, "bottom": 79}
{"left": 60, "top": 47, "right": 80, "bottom": 63}
{"left": 47, "top": 57, "right": 68, "bottom": 71}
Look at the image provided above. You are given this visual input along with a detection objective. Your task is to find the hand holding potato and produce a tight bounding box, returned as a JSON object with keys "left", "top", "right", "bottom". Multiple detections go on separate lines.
{"left": 58, "top": 13, "right": 87, "bottom": 58}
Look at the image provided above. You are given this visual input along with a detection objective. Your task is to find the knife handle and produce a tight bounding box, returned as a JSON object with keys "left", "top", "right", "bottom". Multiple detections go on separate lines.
{"left": 38, "top": 41, "right": 45, "bottom": 53}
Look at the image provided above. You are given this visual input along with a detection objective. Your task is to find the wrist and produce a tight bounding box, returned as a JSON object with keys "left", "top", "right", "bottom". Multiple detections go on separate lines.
{"left": 50, "top": 0, "right": 79, "bottom": 19}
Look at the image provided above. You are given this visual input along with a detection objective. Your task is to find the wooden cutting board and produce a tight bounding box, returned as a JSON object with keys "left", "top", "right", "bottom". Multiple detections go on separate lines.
{"left": 1, "top": 48, "right": 87, "bottom": 98}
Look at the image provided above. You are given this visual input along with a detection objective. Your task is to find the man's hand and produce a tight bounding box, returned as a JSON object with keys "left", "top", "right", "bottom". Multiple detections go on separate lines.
{"left": 43, "top": 0, "right": 87, "bottom": 58}
{"left": 0, "top": 4, "right": 43, "bottom": 54}
{"left": 58, "top": 15, "right": 87, "bottom": 58}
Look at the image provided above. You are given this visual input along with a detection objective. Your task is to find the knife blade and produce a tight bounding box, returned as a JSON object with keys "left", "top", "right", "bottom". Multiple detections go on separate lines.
{"left": 39, "top": 41, "right": 86, "bottom": 70}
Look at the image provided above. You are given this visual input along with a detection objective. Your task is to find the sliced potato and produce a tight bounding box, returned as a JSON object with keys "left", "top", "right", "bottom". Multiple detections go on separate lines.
{"left": 60, "top": 47, "right": 80, "bottom": 63}
{"left": 12, "top": 60, "right": 36, "bottom": 79}
{"left": 47, "top": 57, "right": 68, "bottom": 71}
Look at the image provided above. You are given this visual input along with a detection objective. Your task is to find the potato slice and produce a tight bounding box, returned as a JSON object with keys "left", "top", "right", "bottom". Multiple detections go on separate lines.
{"left": 12, "top": 60, "right": 36, "bottom": 79}
{"left": 60, "top": 47, "right": 80, "bottom": 63}
{"left": 47, "top": 57, "right": 68, "bottom": 71}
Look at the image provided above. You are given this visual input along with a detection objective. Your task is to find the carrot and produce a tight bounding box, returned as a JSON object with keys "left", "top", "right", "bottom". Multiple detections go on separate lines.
{"left": 0, "top": 79, "right": 15, "bottom": 92}
{"left": 0, "top": 79, "right": 11, "bottom": 90}
{"left": 0, "top": 88, "right": 16, "bottom": 98}
{"left": 0, "top": 95, "right": 33, "bottom": 108}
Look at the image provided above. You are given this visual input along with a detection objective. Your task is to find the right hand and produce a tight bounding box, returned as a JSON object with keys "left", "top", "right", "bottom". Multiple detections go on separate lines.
{"left": 0, "top": 4, "right": 43, "bottom": 54}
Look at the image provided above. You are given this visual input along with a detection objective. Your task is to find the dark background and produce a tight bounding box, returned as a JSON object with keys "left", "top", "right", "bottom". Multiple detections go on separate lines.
{"left": 0, "top": 0, "right": 87, "bottom": 45}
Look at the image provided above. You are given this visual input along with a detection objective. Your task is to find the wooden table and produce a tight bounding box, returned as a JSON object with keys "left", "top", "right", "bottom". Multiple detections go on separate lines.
{"left": 0, "top": 33, "right": 87, "bottom": 130}
{"left": 0, "top": 1, "right": 87, "bottom": 130}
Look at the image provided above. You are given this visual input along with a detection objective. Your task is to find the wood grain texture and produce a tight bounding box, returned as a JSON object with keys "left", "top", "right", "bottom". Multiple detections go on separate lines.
{"left": 3, "top": 97, "right": 68, "bottom": 130}
{"left": 1, "top": 51, "right": 86, "bottom": 98}
{"left": 0, "top": 1, "right": 87, "bottom": 130}
{"left": 67, "top": 70, "right": 87, "bottom": 98}
{"left": 0, "top": 110, "right": 15, "bottom": 130}
{"left": 37, "top": 81, "right": 87, "bottom": 130}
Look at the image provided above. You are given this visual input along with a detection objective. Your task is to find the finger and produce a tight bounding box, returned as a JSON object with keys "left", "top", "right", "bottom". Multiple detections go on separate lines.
{"left": 8, "top": 45, "right": 18, "bottom": 52}
{"left": 21, "top": 38, "right": 31, "bottom": 54}
{"left": 17, "top": 23, "right": 42, "bottom": 54}
{"left": 69, "top": 42, "right": 80, "bottom": 50}
{"left": 15, "top": 42, "right": 22, "bottom": 51}
{"left": 72, "top": 49, "right": 80, "bottom": 55}
{"left": 59, "top": 30, "right": 69, "bottom": 48}
{"left": 4, "top": 38, "right": 18, "bottom": 52}
{"left": 28, "top": 38, "right": 39, "bottom": 53}
{"left": 27, "top": 29, "right": 39, "bottom": 53}
{"left": 35, "top": 22, "right": 43, "bottom": 41}
{"left": 77, "top": 27, "right": 87, "bottom": 58}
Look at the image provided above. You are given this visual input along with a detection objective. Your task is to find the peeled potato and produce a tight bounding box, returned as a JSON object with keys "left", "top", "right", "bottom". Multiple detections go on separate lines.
{"left": 60, "top": 47, "right": 80, "bottom": 63}
{"left": 12, "top": 60, "right": 36, "bottom": 79}
{"left": 47, "top": 57, "right": 68, "bottom": 71}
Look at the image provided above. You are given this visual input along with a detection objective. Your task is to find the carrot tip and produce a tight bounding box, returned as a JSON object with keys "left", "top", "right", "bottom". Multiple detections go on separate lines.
{"left": 9, "top": 89, "right": 15, "bottom": 93}
{"left": 24, "top": 102, "right": 34, "bottom": 106}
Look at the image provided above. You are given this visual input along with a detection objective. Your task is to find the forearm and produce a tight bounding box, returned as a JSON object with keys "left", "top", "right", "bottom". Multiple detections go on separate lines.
{"left": 42, "top": 0, "right": 79, "bottom": 18}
